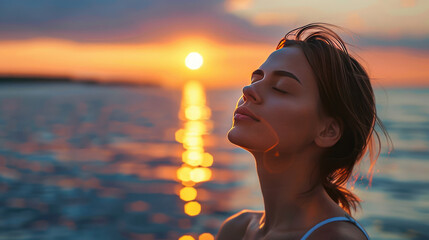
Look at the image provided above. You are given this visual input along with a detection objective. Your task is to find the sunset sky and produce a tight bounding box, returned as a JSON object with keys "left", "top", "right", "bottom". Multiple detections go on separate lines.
{"left": 0, "top": 0, "right": 428, "bottom": 88}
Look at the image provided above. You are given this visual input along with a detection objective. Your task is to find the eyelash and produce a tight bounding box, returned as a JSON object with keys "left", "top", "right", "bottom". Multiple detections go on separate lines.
{"left": 272, "top": 87, "right": 287, "bottom": 94}
{"left": 249, "top": 80, "right": 287, "bottom": 94}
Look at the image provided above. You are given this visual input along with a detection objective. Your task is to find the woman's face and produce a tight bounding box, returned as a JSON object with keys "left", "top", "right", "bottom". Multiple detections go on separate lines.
{"left": 227, "top": 46, "right": 323, "bottom": 154}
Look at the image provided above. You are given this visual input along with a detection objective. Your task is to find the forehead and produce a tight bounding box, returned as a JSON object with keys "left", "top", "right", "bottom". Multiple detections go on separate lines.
{"left": 259, "top": 47, "right": 315, "bottom": 86}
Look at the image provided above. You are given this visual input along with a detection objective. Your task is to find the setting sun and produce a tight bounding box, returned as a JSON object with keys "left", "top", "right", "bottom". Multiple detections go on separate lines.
{"left": 185, "top": 52, "right": 203, "bottom": 70}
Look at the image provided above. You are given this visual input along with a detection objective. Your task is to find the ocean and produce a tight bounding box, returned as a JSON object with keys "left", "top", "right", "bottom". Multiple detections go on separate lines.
{"left": 0, "top": 83, "right": 427, "bottom": 240}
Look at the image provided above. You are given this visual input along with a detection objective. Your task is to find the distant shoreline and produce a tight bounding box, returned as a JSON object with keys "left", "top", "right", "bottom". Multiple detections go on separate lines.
{"left": 0, "top": 75, "right": 159, "bottom": 88}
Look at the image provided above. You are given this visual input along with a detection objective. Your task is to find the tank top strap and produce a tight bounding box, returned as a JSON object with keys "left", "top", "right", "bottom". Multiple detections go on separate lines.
{"left": 300, "top": 213, "right": 370, "bottom": 240}
{"left": 344, "top": 213, "right": 371, "bottom": 239}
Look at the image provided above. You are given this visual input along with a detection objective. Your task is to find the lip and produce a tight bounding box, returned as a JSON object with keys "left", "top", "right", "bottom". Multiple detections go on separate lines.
{"left": 234, "top": 106, "right": 260, "bottom": 122}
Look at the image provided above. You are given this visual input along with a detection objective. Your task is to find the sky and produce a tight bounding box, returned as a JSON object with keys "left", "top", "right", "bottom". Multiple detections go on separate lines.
{"left": 0, "top": 0, "right": 428, "bottom": 88}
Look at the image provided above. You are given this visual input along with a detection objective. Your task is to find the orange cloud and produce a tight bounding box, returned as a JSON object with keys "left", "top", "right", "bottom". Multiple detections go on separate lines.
{"left": 358, "top": 47, "right": 429, "bottom": 87}
{"left": 0, "top": 38, "right": 427, "bottom": 88}
{"left": 225, "top": 0, "right": 253, "bottom": 12}
{"left": 0, "top": 38, "right": 271, "bottom": 88}
{"left": 227, "top": 0, "right": 429, "bottom": 38}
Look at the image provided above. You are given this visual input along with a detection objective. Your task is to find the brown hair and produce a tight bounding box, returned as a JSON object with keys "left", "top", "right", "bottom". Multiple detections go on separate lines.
{"left": 276, "top": 23, "right": 391, "bottom": 215}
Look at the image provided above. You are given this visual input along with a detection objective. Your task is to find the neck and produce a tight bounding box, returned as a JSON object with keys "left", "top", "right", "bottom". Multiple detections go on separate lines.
{"left": 251, "top": 150, "right": 344, "bottom": 234}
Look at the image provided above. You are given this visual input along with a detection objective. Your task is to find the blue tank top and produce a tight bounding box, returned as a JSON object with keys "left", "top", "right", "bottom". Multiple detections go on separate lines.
{"left": 300, "top": 213, "right": 370, "bottom": 240}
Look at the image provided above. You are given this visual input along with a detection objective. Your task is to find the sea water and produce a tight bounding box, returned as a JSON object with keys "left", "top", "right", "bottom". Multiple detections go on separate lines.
{"left": 0, "top": 84, "right": 427, "bottom": 240}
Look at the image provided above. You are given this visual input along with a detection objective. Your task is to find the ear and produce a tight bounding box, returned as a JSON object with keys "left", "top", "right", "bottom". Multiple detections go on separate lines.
{"left": 314, "top": 117, "right": 342, "bottom": 148}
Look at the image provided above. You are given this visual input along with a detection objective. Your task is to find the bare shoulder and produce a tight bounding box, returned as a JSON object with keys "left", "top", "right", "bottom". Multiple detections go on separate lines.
{"left": 307, "top": 221, "right": 368, "bottom": 240}
{"left": 216, "top": 209, "right": 262, "bottom": 240}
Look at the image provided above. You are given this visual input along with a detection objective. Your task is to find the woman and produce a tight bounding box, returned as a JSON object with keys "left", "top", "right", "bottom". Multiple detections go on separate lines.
{"left": 216, "top": 23, "right": 389, "bottom": 240}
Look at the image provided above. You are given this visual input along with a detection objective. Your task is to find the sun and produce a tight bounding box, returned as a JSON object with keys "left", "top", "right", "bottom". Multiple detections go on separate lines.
{"left": 185, "top": 52, "right": 203, "bottom": 70}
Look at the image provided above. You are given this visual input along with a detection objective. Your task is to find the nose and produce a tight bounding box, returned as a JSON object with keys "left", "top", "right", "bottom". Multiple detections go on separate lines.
{"left": 242, "top": 84, "right": 262, "bottom": 104}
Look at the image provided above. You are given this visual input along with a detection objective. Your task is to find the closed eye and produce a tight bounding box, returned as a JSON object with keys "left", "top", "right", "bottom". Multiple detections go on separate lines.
{"left": 250, "top": 69, "right": 264, "bottom": 84}
{"left": 272, "top": 87, "right": 287, "bottom": 94}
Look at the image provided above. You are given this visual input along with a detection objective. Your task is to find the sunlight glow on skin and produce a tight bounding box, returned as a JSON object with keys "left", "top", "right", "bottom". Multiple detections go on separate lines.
{"left": 231, "top": 96, "right": 285, "bottom": 173}
{"left": 230, "top": 49, "right": 378, "bottom": 189}
{"left": 231, "top": 92, "right": 320, "bottom": 176}
{"left": 250, "top": 117, "right": 299, "bottom": 175}
{"left": 229, "top": 47, "right": 330, "bottom": 176}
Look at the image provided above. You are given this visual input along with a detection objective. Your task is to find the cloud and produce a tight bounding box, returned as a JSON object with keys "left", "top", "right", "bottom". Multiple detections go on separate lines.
{"left": 226, "top": 0, "right": 429, "bottom": 48}
{"left": 359, "top": 36, "right": 429, "bottom": 50}
{"left": 0, "top": 0, "right": 280, "bottom": 44}
{"left": 0, "top": 0, "right": 428, "bottom": 49}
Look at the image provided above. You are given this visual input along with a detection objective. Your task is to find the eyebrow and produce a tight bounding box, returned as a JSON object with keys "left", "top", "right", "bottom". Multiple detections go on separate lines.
{"left": 251, "top": 69, "right": 264, "bottom": 77}
{"left": 272, "top": 70, "right": 302, "bottom": 85}
{"left": 251, "top": 69, "right": 302, "bottom": 85}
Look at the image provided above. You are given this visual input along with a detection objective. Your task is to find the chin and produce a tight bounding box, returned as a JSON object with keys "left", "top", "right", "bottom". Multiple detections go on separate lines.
{"left": 227, "top": 126, "right": 277, "bottom": 152}
{"left": 227, "top": 127, "right": 246, "bottom": 147}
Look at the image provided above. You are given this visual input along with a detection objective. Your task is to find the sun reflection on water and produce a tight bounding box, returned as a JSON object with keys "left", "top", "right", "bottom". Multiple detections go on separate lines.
{"left": 176, "top": 81, "right": 214, "bottom": 240}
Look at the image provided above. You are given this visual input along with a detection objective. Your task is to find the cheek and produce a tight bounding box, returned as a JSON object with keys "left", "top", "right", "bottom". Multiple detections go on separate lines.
{"left": 266, "top": 101, "right": 319, "bottom": 149}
